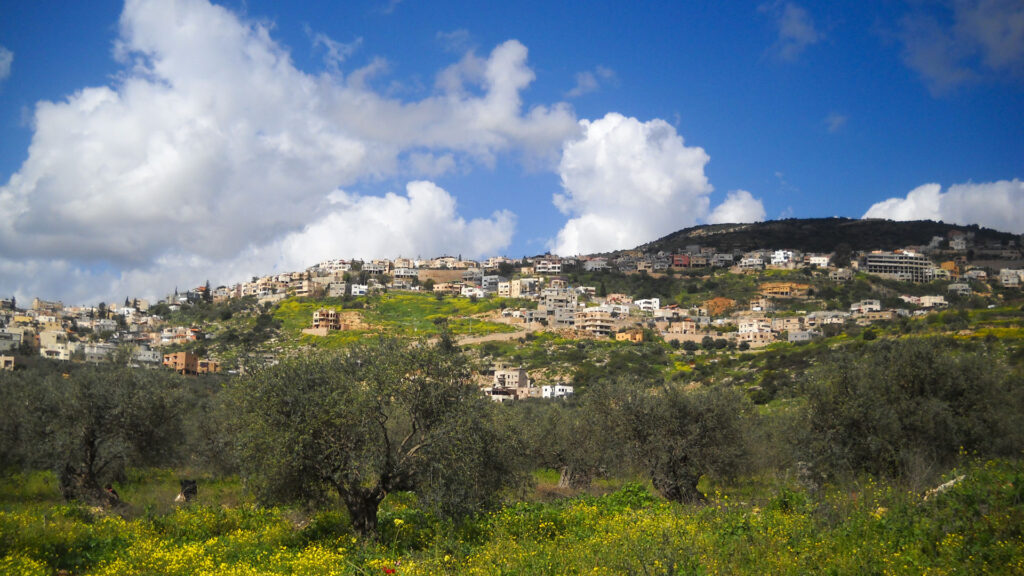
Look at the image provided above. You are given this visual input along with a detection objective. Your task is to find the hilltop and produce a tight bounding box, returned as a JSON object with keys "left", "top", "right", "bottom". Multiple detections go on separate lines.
{"left": 638, "top": 217, "right": 1020, "bottom": 255}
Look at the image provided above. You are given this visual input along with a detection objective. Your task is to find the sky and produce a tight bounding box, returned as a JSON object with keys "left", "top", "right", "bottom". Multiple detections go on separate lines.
{"left": 0, "top": 0, "right": 1022, "bottom": 305}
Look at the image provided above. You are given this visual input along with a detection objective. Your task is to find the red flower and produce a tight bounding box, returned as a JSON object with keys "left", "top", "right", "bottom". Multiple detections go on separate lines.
{"left": 383, "top": 568, "right": 396, "bottom": 575}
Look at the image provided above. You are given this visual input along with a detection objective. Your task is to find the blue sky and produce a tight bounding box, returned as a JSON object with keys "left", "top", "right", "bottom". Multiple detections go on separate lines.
{"left": 0, "top": 0, "right": 1022, "bottom": 304}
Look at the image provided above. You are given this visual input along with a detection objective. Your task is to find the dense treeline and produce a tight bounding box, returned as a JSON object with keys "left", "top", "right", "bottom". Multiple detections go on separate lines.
{"left": 1, "top": 334, "right": 1021, "bottom": 538}
{"left": 643, "top": 217, "right": 1020, "bottom": 255}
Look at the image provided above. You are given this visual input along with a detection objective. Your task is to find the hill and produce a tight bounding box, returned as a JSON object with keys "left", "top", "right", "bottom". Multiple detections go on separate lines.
{"left": 638, "top": 217, "right": 1019, "bottom": 255}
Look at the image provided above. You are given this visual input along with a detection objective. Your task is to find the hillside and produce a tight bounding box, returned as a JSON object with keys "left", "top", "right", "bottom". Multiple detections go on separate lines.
{"left": 638, "top": 217, "right": 1020, "bottom": 255}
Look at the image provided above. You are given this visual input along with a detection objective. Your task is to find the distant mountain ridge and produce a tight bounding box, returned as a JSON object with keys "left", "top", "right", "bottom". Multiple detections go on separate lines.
{"left": 637, "top": 218, "right": 1020, "bottom": 255}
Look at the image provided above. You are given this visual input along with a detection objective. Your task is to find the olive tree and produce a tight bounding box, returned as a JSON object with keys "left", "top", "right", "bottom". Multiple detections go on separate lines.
{"left": 803, "top": 338, "right": 1023, "bottom": 486}
{"left": 588, "top": 378, "right": 750, "bottom": 503}
{"left": 0, "top": 366, "right": 187, "bottom": 503}
{"left": 229, "top": 337, "right": 523, "bottom": 538}
{"left": 507, "top": 397, "right": 628, "bottom": 490}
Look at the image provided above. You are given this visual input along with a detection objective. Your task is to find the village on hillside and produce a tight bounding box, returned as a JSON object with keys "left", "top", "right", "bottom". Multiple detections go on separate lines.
{"left": 3, "top": 227, "right": 1023, "bottom": 400}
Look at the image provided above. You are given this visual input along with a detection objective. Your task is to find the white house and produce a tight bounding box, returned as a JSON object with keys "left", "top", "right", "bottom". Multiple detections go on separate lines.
{"left": 771, "top": 250, "right": 796, "bottom": 266}
{"left": 634, "top": 298, "right": 660, "bottom": 312}
{"left": 808, "top": 254, "right": 831, "bottom": 268}
{"left": 542, "top": 384, "right": 574, "bottom": 399}
{"left": 850, "top": 300, "right": 881, "bottom": 314}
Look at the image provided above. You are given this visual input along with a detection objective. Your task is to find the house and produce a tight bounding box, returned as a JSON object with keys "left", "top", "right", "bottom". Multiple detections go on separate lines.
{"left": 481, "top": 275, "right": 504, "bottom": 293}
{"left": 584, "top": 258, "right": 610, "bottom": 272}
{"left": 39, "top": 329, "right": 73, "bottom": 361}
{"left": 575, "top": 308, "right": 616, "bottom": 338}
{"left": 857, "top": 310, "right": 897, "bottom": 325}
{"left": 850, "top": 300, "right": 882, "bottom": 314}
{"left": 163, "top": 351, "right": 220, "bottom": 375}
{"left": 616, "top": 329, "right": 644, "bottom": 343}
{"left": 829, "top": 268, "right": 854, "bottom": 282}
{"left": 350, "top": 284, "right": 369, "bottom": 296}
{"left": 737, "top": 255, "right": 764, "bottom": 271}
{"left": 760, "top": 282, "right": 810, "bottom": 298}
{"left": 634, "top": 298, "right": 660, "bottom": 312}
{"left": 999, "top": 269, "right": 1023, "bottom": 288}
{"left": 771, "top": 317, "right": 804, "bottom": 333}
{"left": 163, "top": 351, "right": 198, "bottom": 374}
{"left": 327, "top": 282, "right": 348, "bottom": 298}
{"left": 940, "top": 261, "right": 961, "bottom": 279}
{"left": 737, "top": 331, "right": 774, "bottom": 348}
{"left": 311, "top": 308, "right": 341, "bottom": 331}
{"left": 738, "top": 317, "right": 772, "bottom": 334}
{"left": 963, "top": 269, "right": 988, "bottom": 281}
{"left": 770, "top": 250, "right": 796, "bottom": 266}
{"left": 807, "top": 254, "right": 831, "bottom": 268}
{"left": 542, "top": 384, "right": 574, "bottom": 399}
{"left": 494, "top": 366, "right": 529, "bottom": 389}
{"left": 83, "top": 343, "right": 118, "bottom": 363}
{"left": 132, "top": 345, "right": 162, "bottom": 364}
{"left": 788, "top": 330, "right": 821, "bottom": 343}
{"left": 0, "top": 355, "right": 13, "bottom": 370}
{"left": 711, "top": 253, "right": 734, "bottom": 267}
{"left": 947, "top": 283, "right": 972, "bottom": 296}
{"left": 534, "top": 258, "right": 563, "bottom": 274}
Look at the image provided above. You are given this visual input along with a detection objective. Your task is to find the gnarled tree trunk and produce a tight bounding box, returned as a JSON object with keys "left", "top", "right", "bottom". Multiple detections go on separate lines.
{"left": 341, "top": 487, "right": 385, "bottom": 539}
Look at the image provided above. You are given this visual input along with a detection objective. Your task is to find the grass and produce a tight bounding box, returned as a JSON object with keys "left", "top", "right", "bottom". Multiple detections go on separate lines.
{"left": 272, "top": 294, "right": 523, "bottom": 348}
{"left": 2, "top": 460, "right": 1023, "bottom": 575}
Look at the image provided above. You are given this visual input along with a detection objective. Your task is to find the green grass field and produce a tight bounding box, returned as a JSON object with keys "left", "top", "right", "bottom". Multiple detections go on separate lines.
{"left": 272, "top": 294, "right": 523, "bottom": 348}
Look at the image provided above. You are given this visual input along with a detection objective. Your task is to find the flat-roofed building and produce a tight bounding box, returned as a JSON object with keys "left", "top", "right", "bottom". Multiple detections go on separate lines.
{"left": 864, "top": 250, "right": 936, "bottom": 283}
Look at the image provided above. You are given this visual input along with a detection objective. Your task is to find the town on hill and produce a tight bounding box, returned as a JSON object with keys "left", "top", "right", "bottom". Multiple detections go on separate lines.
{"left": 2, "top": 218, "right": 1022, "bottom": 400}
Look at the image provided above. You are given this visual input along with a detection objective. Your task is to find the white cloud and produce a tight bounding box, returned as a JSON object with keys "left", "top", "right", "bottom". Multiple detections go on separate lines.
{"left": 900, "top": 0, "right": 1024, "bottom": 94}
{"left": 279, "top": 181, "right": 515, "bottom": 265}
{"left": 825, "top": 112, "right": 847, "bottom": 133}
{"left": 863, "top": 179, "right": 1024, "bottom": 233}
{"left": 0, "top": 46, "right": 11, "bottom": 82}
{"left": 762, "top": 2, "right": 823, "bottom": 62}
{"left": 566, "top": 66, "right": 616, "bottom": 98}
{"left": 708, "top": 190, "right": 767, "bottom": 224}
{"left": 436, "top": 29, "right": 472, "bottom": 54}
{"left": 0, "top": 0, "right": 580, "bottom": 303}
{"left": 550, "top": 113, "right": 712, "bottom": 256}
{"left": 308, "top": 27, "right": 363, "bottom": 72}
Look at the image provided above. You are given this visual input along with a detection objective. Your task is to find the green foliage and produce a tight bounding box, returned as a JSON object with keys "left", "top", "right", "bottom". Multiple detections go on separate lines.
{"left": 228, "top": 337, "right": 525, "bottom": 537}
{"left": 622, "top": 382, "right": 752, "bottom": 502}
{"left": 0, "top": 365, "right": 191, "bottom": 497}
{"left": 802, "top": 337, "right": 1024, "bottom": 485}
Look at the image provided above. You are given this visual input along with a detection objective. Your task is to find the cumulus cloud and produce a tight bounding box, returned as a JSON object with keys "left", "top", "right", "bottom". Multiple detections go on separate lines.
{"left": 279, "top": 181, "right": 516, "bottom": 265}
{"left": 707, "top": 190, "right": 767, "bottom": 224}
{"left": 550, "top": 113, "right": 712, "bottom": 256}
{"left": 900, "top": 0, "right": 1024, "bottom": 94}
{"left": 566, "top": 66, "right": 616, "bottom": 98}
{"left": 863, "top": 179, "right": 1024, "bottom": 233}
{"left": 0, "top": 0, "right": 580, "bottom": 303}
{"left": 762, "top": 2, "right": 823, "bottom": 61}
{"left": 0, "top": 46, "right": 12, "bottom": 82}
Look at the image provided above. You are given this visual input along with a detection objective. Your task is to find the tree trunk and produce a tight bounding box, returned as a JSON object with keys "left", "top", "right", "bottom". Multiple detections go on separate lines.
{"left": 652, "top": 469, "right": 704, "bottom": 503}
{"left": 558, "top": 465, "right": 593, "bottom": 489}
{"left": 342, "top": 488, "right": 385, "bottom": 539}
